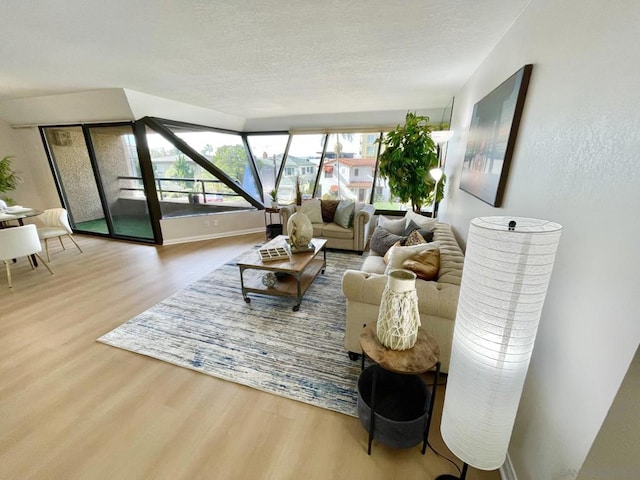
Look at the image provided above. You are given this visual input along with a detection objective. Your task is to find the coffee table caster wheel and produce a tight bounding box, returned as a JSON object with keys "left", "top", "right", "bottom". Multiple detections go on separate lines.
{"left": 293, "top": 304, "right": 300, "bottom": 312}
{"left": 244, "top": 297, "right": 251, "bottom": 304}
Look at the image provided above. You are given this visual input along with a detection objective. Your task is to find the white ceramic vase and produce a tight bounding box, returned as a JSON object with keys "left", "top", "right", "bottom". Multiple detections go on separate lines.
{"left": 376, "top": 269, "right": 420, "bottom": 350}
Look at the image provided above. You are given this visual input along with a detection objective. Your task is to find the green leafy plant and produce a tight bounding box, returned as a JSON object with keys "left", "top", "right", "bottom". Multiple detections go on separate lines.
{"left": 0, "top": 155, "right": 22, "bottom": 205}
{"left": 376, "top": 112, "right": 443, "bottom": 213}
{"left": 269, "top": 188, "right": 278, "bottom": 201}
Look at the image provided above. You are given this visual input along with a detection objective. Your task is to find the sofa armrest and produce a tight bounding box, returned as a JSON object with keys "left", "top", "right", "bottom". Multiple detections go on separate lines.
{"left": 280, "top": 205, "right": 296, "bottom": 234}
{"left": 342, "top": 269, "right": 388, "bottom": 303}
{"left": 342, "top": 269, "right": 460, "bottom": 320}
{"left": 353, "top": 204, "right": 376, "bottom": 252}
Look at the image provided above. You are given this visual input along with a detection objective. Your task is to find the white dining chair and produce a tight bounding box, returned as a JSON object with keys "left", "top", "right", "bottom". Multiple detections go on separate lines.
{"left": 35, "top": 208, "right": 83, "bottom": 262}
{"left": 0, "top": 224, "right": 54, "bottom": 288}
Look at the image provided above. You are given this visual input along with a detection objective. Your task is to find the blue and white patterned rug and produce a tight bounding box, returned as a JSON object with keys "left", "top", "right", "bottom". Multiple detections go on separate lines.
{"left": 98, "top": 248, "right": 365, "bottom": 417}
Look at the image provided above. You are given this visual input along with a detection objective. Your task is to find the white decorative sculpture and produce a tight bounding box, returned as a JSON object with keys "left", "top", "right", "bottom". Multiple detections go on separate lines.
{"left": 377, "top": 269, "right": 421, "bottom": 350}
{"left": 287, "top": 212, "right": 313, "bottom": 249}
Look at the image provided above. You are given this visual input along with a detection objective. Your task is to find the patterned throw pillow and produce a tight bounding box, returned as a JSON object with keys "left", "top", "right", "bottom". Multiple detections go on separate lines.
{"left": 321, "top": 199, "right": 340, "bottom": 223}
{"left": 402, "top": 248, "right": 441, "bottom": 281}
{"left": 403, "top": 229, "right": 427, "bottom": 246}
{"left": 403, "top": 220, "right": 435, "bottom": 243}
{"left": 334, "top": 200, "right": 355, "bottom": 228}
{"left": 370, "top": 227, "right": 405, "bottom": 256}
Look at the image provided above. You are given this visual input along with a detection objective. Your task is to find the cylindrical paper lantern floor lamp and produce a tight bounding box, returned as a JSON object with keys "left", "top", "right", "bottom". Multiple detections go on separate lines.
{"left": 438, "top": 217, "right": 562, "bottom": 480}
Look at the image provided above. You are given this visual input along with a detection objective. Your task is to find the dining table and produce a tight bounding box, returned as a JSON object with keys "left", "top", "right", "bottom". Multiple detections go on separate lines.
{"left": 0, "top": 206, "right": 43, "bottom": 227}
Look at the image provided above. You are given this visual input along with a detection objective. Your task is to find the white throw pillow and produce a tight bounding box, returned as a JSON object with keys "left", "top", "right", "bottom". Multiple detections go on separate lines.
{"left": 297, "top": 198, "right": 323, "bottom": 224}
{"left": 377, "top": 215, "right": 407, "bottom": 235}
{"left": 404, "top": 210, "right": 437, "bottom": 230}
{"left": 384, "top": 241, "right": 440, "bottom": 275}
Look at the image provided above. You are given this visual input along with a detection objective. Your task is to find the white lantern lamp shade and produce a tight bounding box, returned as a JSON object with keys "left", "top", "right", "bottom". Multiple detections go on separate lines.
{"left": 430, "top": 167, "right": 444, "bottom": 183}
{"left": 440, "top": 217, "right": 562, "bottom": 471}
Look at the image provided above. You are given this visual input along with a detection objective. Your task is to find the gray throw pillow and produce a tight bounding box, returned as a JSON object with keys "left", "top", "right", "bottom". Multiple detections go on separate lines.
{"left": 377, "top": 215, "right": 407, "bottom": 235}
{"left": 334, "top": 200, "right": 355, "bottom": 228}
{"left": 370, "top": 227, "right": 406, "bottom": 256}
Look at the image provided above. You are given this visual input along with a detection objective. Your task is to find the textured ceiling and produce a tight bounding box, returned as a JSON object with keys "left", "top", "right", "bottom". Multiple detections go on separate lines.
{"left": 0, "top": 0, "right": 530, "bottom": 120}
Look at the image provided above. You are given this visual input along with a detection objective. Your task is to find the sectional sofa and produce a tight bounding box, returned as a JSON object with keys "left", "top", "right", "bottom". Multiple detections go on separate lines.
{"left": 341, "top": 222, "right": 464, "bottom": 372}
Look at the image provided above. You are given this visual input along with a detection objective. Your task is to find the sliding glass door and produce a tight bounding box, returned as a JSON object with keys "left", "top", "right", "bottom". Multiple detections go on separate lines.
{"left": 42, "top": 124, "right": 156, "bottom": 242}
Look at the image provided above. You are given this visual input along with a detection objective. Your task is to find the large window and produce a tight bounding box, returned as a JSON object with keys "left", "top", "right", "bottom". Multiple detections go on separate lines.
{"left": 371, "top": 132, "right": 407, "bottom": 211}
{"left": 145, "top": 128, "right": 253, "bottom": 216}
{"left": 246, "top": 134, "right": 289, "bottom": 203}
{"left": 42, "top": 116, "right": 428, "bottom": 241}
{"left": 167, "top": 126, "right": 261, "bottom": 203}
{"left": 317, "top": 132, "right": 378, "bottom": 202}
{"left": 278, "top": 134, "right": 325, "bottom": 203}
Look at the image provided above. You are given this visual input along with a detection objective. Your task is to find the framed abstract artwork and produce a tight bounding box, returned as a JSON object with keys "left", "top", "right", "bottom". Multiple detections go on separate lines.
{"left": 460, "top": 64, "right": 533, "bottom": 207}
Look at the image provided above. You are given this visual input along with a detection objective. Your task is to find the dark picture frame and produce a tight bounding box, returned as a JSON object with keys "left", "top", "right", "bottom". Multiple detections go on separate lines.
{"left": 460, "top": 64, "right": 533, "bottom": 206}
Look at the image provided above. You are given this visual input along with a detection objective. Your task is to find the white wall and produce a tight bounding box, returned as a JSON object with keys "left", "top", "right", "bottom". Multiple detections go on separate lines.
{"left": 439, "top": 0, "right": 640, "bottom": 478}
{"left": 576, "top": 345, "right": 640, "bottom": 480}
{"left": 0, "top": 121, "right": 60, "bottom": 209}
{"left": 0, "top": 89, "right": 133, "bottom": 126}
{"left": 244, "top": 107, "right": 444, "bottom": 132}
{"left": 160, "top": 210, "right": 264, "bottom": 245}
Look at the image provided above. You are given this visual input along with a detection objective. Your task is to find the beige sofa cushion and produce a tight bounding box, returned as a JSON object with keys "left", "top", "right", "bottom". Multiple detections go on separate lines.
{"left": 321, "top": 222, "right": 354, "bottom": 239}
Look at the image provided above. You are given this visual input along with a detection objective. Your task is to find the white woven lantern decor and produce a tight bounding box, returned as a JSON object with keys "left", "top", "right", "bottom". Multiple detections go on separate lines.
{"left": 376, "top": 269, "right": 421, "bottom": 351}
{"left": 438, "top": 217, "right": 562, "bottom": 478}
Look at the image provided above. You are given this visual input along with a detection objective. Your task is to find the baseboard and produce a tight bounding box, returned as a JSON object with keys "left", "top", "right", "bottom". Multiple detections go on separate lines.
{"left": 161, "top": 228, "right": 264, "bottom": 245}
{"left": 500, "top": 453, "right": 518, "bottom": 480}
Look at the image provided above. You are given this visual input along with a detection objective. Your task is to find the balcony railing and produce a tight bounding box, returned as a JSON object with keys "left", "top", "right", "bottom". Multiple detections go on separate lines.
{"left": 118, "top": 176, "right": 238, "bottom": 203}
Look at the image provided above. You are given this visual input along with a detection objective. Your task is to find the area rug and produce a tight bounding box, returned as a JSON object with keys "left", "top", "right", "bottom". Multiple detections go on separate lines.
{"left": 98, "top": 248, "right": 365, "bottom": 417}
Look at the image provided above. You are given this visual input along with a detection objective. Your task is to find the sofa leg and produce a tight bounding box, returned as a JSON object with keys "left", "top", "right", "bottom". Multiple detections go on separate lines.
{"left": 348, "top": 351, "right": 360, "bottom": 361}
{"left": 357, "top": 251, "right": 363, "bottom": 255}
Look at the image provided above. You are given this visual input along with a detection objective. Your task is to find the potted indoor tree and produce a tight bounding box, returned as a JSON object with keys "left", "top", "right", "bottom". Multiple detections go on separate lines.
{"left": 376, "top": 112, "right": 444, "bottom": 213}
{"left": 0, "top": 155, "right": 22, "bottom": 206}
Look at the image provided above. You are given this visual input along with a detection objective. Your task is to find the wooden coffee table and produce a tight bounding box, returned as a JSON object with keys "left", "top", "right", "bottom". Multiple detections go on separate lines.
{"left": 237, "top": 235, "right": 327, "bottom": 311}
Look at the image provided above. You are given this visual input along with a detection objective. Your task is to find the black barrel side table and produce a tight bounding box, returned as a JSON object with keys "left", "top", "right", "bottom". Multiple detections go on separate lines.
{"left": 358, "top": 321, "right": 441, "bottom": 455}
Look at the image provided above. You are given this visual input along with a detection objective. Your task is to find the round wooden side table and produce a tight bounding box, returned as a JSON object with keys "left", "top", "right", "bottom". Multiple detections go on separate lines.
{"left": 359, "top": 321, "right": 441, "bottom": 455}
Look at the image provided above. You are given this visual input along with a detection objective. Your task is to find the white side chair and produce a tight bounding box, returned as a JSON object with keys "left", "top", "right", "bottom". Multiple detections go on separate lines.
{"left": 35, "top": 208, "right": 83, "bottom": 262}
{"left": 0, "top": 224, "right": 54, "bottom": 288}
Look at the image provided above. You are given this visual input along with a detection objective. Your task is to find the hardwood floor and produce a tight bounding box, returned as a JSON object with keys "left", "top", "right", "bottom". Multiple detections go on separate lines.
{"left": 0, "top": 234, "right": 500, "bottom": 480}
